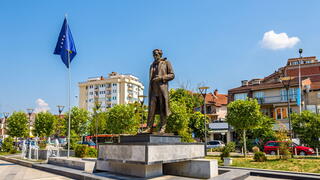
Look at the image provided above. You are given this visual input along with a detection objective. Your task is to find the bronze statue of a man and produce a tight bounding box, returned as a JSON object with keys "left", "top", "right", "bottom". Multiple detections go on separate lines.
{"left": 145, "top": 49, "right": 175, "bottom": 133}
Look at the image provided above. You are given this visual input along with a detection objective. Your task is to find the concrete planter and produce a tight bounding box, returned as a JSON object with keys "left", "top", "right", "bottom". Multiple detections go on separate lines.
{"left": 223, "top": 157, "right": 233, "bottom": 166}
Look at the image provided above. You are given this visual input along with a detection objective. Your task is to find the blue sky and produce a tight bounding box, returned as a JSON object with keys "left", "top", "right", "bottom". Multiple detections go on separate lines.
{"left": 1, "top": 0, "right": 320, "bottom": 114}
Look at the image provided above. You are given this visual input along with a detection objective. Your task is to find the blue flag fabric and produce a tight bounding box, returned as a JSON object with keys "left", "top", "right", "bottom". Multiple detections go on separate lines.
{"left": 296, "top": 88, "right": 301, "bottom": 106}
{"left": 54, "top": 18, "right": 77, "bottom": 68}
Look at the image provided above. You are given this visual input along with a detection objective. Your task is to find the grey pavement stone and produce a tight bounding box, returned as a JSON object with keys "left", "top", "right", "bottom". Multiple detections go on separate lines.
{"left": 0, "top": 159, "right": 70, "bottom": 180}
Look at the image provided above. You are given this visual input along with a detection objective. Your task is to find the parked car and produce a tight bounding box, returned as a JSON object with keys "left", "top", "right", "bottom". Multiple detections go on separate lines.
{"left": 264, "top": 141, "right": 315, "bottom": 155}
{"left": 78, "top": 141, "right": 96, "bottom": 148}
{"left": 206, "top": 140, "right": 225, "bottom": 149}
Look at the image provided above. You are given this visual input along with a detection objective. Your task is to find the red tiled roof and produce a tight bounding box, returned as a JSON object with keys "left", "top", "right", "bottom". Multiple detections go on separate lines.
{"left": 205, "top": 93, "right": 228, "bottom": 106}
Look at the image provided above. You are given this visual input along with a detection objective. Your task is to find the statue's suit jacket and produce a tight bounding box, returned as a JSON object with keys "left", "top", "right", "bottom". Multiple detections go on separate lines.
{"left": 148, "top": 58, "right": 175, "bottom": 117}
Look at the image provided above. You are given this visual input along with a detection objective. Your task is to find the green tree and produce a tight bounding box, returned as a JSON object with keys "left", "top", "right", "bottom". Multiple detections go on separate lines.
{"left": 170, "top": 88, "right": 202, "bottom": 113}
{"left": 167, "top": 101, "right": 193, "bottom": 142}
{"left": 226, "top": 99, "right": 263, "bottom": 157}
{"left": 168, "top": 88, "right": 204, "bottom": 141}
{"left": 64, "top": 107, "right": 90, "bottom": 137}
{"left": 189, "top": 112, "right": 207, "bottom": 140}
{"left": 6, "top": 112, "right": 29, "bottom": 139}
{"left": 276, "top": 124, "right": 291, "bottom": 160}
{"left": 54, "top": 115, "right": 66, "bottom": 137}
{"left": 89, "top": 111, "right": 107, "bottom": 135}
{"left": 106, "top": 104, "right": 140, "bottom": 134}
{"left": 249, "top": 115, "right": 276, "bottom": 149}
{"left": 292, "top": 111, "right": 320, "bottom": 149}
{"left": 33, "top": 111, "right": 56, "bottom": 139}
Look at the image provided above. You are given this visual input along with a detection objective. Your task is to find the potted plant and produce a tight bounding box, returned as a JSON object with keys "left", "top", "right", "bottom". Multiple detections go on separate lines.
{"left": 220, "top": 142, "right": 235, "bottom": 166}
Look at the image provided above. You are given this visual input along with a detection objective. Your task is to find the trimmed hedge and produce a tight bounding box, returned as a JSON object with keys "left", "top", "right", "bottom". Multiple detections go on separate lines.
{"left": 75, "top": 144, "right": 97, "bottom": 158}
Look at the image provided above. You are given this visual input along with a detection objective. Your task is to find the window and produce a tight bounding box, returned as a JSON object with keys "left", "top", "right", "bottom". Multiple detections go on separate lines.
{"left": 89, "top": 92, "right": 93, "bottom": 95}
{"left": 253, "top": 91, "right": 264, "bottom": 98}
{"left": 112, "top": 83, "right": 117, "bottom": 87}
{"left": 267, "top": 142, "right": 279, "bottom": 146}
{"left": 112, "top": 90, "right": 117, "bottom": 93}
{"left": 275, "top": 107, "right": 288, "bottom": 120}
{"left": 234, "top": 93, "right": 247, "bottom": 100}
{"left": 281, "top": 88, "right": 297, "bottom": 101}
{"left": 317, "top": 92, "right": 320, "bottom": 98}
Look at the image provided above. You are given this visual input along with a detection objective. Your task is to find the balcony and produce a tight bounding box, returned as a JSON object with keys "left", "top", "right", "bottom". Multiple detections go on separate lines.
{"left": 255, "top": 95, "right": 297, "bottom": 104}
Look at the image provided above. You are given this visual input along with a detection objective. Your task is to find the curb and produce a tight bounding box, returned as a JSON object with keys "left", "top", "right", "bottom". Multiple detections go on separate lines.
{"left": 0, "top": 155, "right": 106, "bottom": 180}
{"left": 220, "top": 166, "right": 320, "bottom": 180}
{"left": 0, "top": 155, "right": 35, "bottom": 168}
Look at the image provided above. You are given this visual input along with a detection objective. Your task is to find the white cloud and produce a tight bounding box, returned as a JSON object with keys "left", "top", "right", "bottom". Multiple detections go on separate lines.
{"left": 34, "top": 98, "right": 50, "bottom": 113}
{"left": 261, "top": 30, "right": 300, "bottom": 50}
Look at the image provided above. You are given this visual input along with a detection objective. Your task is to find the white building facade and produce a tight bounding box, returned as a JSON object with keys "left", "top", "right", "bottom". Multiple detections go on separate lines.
{"left": 79, "top": 72, "right": 144, "bottom": 112}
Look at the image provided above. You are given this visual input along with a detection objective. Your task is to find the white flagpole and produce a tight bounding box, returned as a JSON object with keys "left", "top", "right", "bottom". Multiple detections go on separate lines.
{"left": 65, "top": 14, "right": 71, "bottom": 158}
{"left": 67, "top": 50, "right": 71, "bottom": 158}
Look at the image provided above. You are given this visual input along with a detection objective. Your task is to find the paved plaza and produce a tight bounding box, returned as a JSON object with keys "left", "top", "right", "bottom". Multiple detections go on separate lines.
{"left": 0, "top": 159, "right": 70, "bottom": 180}
{"left": 0, "top": 159, "right": 292, "bottom": 180}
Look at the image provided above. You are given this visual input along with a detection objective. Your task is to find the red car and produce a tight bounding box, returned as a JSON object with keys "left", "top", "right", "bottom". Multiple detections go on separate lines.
{"left": 264, "top": 141, "right": 315, "bottom": 155}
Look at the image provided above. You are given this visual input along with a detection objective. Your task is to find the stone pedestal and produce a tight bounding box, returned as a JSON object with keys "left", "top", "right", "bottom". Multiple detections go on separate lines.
{"left": 163, "top": 159, "right": 218, "bottom": 179}
{"left": 96, "top": 134, "right": 212, "bottom": 178}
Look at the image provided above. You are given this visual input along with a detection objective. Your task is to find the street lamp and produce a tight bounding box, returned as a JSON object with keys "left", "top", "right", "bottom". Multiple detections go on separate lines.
{"left": 57, "top": 105, "right": 65, "bottom": 116}
{"left": 298, "top": 48, "right": 303, "bottom": 113}
{"left": 56, "top": 105, "right": 65, "bottom": 138}
{"left": 2, "top": 112, "right": 9, "bottom": 139}
{"left": 26, "top": 108, "right": 34, "bottom": 138}
{"left": 199, "top": 86, "right": 210, "bottom": 154}
{"left": 138, "top": 95, "right": 147, "bottom": 133}
{"left": 279, "top": 76, "right": 294, "bottom": 139}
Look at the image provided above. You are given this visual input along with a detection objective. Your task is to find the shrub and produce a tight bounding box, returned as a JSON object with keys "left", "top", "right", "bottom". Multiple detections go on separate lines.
{"left": 279, "top": 142, "right": 291, "bottom": 160}
{"left": 254, "top": 151, "right": 267, "bottom": 162}
{"left": 75, "top": 145, "right": 88, "bottom": 158}
{"left": 252, "top": 146, "right": 260, "bottom": 153}
{"left": 1, "top": 137, "right": 14, "bottom": 152}
{"left": 87, "top": 147, "right": 98, "bottom": 158}
{"left": 38, "top": 141, "right": 47, "bottom": 150}
{"left": 9, "top": 148, "right": 17, "bottom": 154}
{"left": 220, "top": 142, "right": 236, "bottom": 160}
{"left": 208, "top": 147, "right": 224, "bottom": 152}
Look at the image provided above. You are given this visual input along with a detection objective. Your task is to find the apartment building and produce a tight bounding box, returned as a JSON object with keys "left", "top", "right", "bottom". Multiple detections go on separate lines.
{"left": 228, "top": 56, "right": 320, "bottom": 130}
{"left": 204, "top": 89, "right": 231, "bottom": 143}
{"left": 0, "top": 118, "right": 6, "bottom": 139}
{"left": 79, "top": 72, "right": 144, "bottom": 112}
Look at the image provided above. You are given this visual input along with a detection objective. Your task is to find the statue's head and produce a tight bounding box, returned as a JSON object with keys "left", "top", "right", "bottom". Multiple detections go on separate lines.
{"left": 153, "top": 49, "right": 163, "bottom": 61}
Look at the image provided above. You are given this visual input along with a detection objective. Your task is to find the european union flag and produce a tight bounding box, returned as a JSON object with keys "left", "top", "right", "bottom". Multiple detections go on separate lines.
{"left": 54, "top": 18, "right": 77, "bottom": 68}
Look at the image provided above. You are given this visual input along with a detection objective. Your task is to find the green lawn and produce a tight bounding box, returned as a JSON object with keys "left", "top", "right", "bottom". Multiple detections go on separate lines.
{"left": 206, "top": 155, "right": 320, "bottom": 174}
{"left": 0, "top": 152, "right": 10, "bottom": 156}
